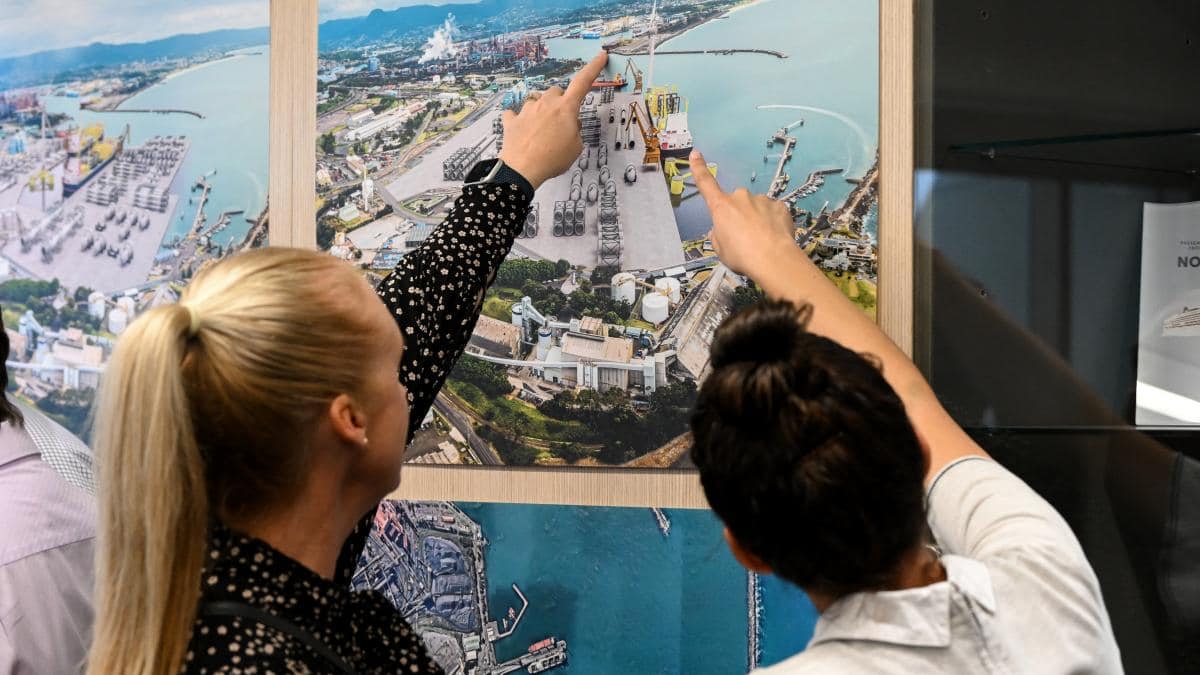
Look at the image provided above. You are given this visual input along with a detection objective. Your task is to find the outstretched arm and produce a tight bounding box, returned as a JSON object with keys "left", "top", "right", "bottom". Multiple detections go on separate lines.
{"left": 689, "top": 149, "right": 988, "bottom": 484}
{"left": 382, "top": 50, "right": 610, "bottom": 437}
{"left": 336, "top": 52, "right": 609, "bottom": 584}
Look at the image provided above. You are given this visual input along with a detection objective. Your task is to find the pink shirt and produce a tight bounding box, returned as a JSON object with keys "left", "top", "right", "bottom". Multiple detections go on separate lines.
{"left": 0, "top": 407, "right": 96, "bottom": 674}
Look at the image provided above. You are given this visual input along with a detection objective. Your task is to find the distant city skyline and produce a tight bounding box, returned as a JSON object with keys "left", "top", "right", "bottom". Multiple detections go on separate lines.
{"left": 0, "top": 0, "right": 481, "bottom": 60}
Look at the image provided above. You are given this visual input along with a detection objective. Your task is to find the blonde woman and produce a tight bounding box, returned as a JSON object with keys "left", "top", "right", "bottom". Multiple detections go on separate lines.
{"left": 87, "top": 53, "right": 608, "bottom": 675}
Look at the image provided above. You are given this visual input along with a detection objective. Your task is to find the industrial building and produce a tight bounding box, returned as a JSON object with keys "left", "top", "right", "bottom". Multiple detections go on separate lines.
{"left": 491, "top": 296, "right": 675, "bottom": 395}
{"left": 468, "top": 315, "right": 522, "bottom": 359}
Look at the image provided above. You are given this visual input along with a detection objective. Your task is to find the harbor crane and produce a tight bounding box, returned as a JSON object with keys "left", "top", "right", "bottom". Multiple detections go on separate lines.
{"left": 622, "top": 101, "right": 661, "bottom": 167}
{"left": 624, "top": 59, "right": 645, "bottom": 94}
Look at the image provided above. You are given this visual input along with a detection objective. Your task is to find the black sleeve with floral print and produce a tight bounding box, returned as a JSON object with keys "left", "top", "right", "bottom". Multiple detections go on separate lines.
{"left": 336, "top": 182, "right": 531, "bottom": 584}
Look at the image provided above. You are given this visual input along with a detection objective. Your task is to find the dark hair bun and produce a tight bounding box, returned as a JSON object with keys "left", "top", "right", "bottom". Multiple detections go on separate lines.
{"left": 711, "top": 299, "right": 813, "bottom": 369}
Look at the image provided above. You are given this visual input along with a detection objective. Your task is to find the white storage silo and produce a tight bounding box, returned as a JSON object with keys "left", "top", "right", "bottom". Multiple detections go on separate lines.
{"left": 611, "top": 272, "right": 636, "bottom": 305}
{"left": 642, "top": 293, "right": 669, "bottom": 325}
{"left": 116, "top": 295, "right": 137, "bottom": 321}
{"left": 654, "top": 277, "right": 681, "bottom": 304}
{"left": 108, "top": 307, "right": 128, "bottom": 335}
{"left": 536, "top": 328, "right": 552, "bottom": 360}
{"left": 88, "top": 291, "right": 107, "bottom": 320}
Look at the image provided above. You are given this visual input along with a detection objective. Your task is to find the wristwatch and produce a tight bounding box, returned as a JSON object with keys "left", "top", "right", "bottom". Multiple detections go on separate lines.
{"left": 464, "top": 158, "right": 535, "bottom": 202}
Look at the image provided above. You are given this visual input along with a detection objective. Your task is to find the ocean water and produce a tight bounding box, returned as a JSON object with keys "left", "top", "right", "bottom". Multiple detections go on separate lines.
{"left": 546, "top": 0, "right": 879, "bottom": 241}
{"left": 43, "top": 48, "right": 270, "bottom": 249}
{"left": 458, "top": 503, "right": 813, "bottom": 673}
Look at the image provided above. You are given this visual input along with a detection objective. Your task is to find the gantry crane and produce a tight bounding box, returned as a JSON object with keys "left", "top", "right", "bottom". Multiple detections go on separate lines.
{"left": 624, "top": 59, "right": 644, "bottom": 94}
{"left": 622, "top": 101, "right": 660, "bottom": 167}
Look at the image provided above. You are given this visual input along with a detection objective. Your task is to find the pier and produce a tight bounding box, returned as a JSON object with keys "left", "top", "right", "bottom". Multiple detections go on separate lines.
{"left": 748, "top": 572, "right": 762, "bottom": 671}
{"left": 495, "top": 584, "right": 530, "bottom": 638}
{"left": 190, "top": 178, "right": 211, "bottom": 234}
{"left": 766, "top": 129, "right": 797, "bottom": 199}
{"left": 780, "top": 168, "right": 843, "bottom": 203}
{"left": 200, "top": 209, "right": 245, "bottom": 240}
{"left": 94, "top": 107, "right": 205, "bottom": 119}
{"left": 651, "top": 507, "right": 671, "bottom": 537}
{"left": 616, "top": 48, "right": 787, "bottom": 59}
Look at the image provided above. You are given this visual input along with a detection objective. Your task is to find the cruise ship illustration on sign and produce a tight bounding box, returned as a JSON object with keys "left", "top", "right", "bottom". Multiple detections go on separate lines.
{"left": 1163, "top": 305, "right": 1200, "bottom": 336}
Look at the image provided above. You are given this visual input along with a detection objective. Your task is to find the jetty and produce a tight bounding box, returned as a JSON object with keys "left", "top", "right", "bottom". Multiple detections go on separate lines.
{"left": 766, "top": 129, "right": 797, "bottom": 199}
{"left": 190, "top": 178, "right": 211, "bottom": 234}
{"left": 748, "top": 572, "right": 762, "bottom": 670}
{"left": 201, "top": 209, "right": 245, "bottom": 240}
{"left": 97, "top": 107, "right": 205, "bottom": 119}
{"left": 617, "top": 48, "right": 787, "bottom": 59}
{"left": 494, "top": 584, "right": 529, "bottom": 639}
{"left": 780, "top": 168, "right": 843, "bottom": 202}
{"left": 651, "top": 507, "right": 672, "bottom": 537}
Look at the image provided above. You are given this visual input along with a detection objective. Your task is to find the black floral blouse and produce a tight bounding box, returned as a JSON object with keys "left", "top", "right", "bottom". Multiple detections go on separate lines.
{"left": 183, "top": 182, "right": 532, "bottom": 674}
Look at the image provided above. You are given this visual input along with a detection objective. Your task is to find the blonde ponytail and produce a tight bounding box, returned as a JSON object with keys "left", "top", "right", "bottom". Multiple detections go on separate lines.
{"left": 89, "top": 303, "right": 208, "bottom": 675}
{"left": 88, "top": 248, "right": 385, "bottom": 674}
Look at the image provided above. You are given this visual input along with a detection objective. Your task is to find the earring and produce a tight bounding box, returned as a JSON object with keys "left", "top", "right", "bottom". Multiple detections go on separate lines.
{"left": 361, "top": 436, "right": 370, "bottom": 446}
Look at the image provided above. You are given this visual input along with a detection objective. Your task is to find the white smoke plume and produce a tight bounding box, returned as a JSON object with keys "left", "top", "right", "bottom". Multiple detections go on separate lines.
{"left": 418, "top": 14, "right": 460, "bottom": 64}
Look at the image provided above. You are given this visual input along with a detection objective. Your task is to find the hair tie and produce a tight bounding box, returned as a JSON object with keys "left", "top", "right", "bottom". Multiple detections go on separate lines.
{"left": 182, "top": 304, "right": 201, "bottom": 338}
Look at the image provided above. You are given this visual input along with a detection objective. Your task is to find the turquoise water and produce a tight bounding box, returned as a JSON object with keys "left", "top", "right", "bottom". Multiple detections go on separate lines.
{"left": 758, "top": 574, "right": 819, "bottom": 668}
{"left": 44, "top": 49, "right": 269, "bottom": 249}
{"left": 458, "top": 503, "right": 813, "bottom": 673}
{"left": 546, "top": 0, "right": 879, "bottom": 241}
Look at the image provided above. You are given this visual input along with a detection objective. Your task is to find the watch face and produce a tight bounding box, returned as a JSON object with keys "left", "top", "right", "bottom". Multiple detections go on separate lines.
{"left": 466, "top": 159, "right": 499, "bottom": 183}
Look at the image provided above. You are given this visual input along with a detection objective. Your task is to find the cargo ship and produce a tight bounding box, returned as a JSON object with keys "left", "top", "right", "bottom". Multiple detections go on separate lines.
{"left": 645, "top": 84, "right": 694, "bottom": 159}
{"left": 525, "top": 637, "right": 568, "bottom": 673}
{"left": 590, "top": 72, "right": 629, "bottom": 90}
{"left": 642, "top": 0, "right": 693, "bottom": 160}
{"left": 62, "top": 123, "right": 126, "bottom": 198}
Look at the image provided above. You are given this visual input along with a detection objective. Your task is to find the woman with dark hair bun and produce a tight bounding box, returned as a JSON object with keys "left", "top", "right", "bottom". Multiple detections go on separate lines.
{"left": 688, "top": 149, "right": 1122, "bottom": 674}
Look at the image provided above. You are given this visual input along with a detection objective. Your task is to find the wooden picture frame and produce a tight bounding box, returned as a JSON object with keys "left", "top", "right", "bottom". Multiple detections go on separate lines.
{"left": 265, "top": 0, "right": 915, "bottom": 508}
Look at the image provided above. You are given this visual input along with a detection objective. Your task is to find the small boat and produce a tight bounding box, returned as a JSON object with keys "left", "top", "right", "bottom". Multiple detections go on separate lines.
{"left": 751, "top": 171, "right": 757, "bottom": 182}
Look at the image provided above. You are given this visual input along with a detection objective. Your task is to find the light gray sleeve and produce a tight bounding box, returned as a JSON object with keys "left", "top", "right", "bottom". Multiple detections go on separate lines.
{"left": 926, "top": 457, "right": 1089, "bottom": 564}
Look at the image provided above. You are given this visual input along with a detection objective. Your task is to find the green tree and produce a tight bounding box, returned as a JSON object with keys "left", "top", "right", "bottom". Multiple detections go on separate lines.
{"left": 554, "top": 259, "right": 571, "bottom": 277}
{"left": 495, "top": 259, "right": 557, "bottom": 288}
{"left": 317, "top": 219, "right": 338, "bottom": 250}
{"left": 36, "top": 388, "right": 94, "bottom": 440}
{"left": 731, "top": 284, "right": 766, "bottom": 312}
{"left": 449, "top": 358, "right": 512, "bottom": 397}
{"left": 319, "top": 132, "right": 336, "bottom": 155}
{"left": 480, "top": 427, "right": 539, "bottom": 466}
{"left": 0, "top": 278, "right": 59, "bottom": 304}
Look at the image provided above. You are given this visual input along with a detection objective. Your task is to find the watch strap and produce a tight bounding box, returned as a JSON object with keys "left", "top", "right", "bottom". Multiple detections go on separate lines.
{"left": 464, "top": 159, "right": 535, "bottom": 201}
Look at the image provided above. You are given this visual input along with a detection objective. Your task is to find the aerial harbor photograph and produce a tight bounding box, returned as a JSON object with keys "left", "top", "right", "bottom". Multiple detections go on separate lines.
{"left": 353, "top": 500, "right": 817, "bottom": 674}
{"left": 0, "top": 1, "right": 269, "bottom": 439}
{"left": 315, "top": 0, "right": 880, "bottom": 468}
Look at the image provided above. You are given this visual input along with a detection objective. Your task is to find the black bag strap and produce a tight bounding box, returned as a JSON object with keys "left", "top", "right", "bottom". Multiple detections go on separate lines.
{"left": 199, "top": 600, "right": 357, "bottom": 675}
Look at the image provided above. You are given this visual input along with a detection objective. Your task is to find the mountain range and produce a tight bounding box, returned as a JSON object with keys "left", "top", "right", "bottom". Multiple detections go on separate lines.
{"left": 0, "top": 0, "right": 610, "bottom": 89}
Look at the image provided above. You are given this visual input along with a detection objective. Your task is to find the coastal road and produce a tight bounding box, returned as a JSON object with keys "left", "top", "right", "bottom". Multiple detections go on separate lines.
{"left": 433, "top": 393, "right": 503, "bottom": 466}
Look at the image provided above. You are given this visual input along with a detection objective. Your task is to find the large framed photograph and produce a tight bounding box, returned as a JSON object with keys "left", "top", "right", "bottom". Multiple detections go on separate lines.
{"left": 355, "top": 500, "right": 816, "bottom": 674}
{"left": 0, "top": 1, "right": 270, "bottom": 442}
{"left": 314, "top": 0, "right": 880, "bottom": 468}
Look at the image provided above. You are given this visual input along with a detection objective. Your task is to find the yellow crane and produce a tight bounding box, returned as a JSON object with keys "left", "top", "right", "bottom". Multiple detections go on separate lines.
{"left": 27, "top": 169, "right": 54, "bottom": 211}
{"left": 624, "top": 59, "right": 644, "bottom": 94}
{"left": 623, "top": 101, "right": 660, "bottom": 167}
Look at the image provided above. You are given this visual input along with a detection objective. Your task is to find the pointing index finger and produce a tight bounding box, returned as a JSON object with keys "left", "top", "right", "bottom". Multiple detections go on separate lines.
{"left": 565, "top": 51, "right": 610, "bottom": 106}
{"left": 689, "top": 149, "right": 725, "bottom": 205}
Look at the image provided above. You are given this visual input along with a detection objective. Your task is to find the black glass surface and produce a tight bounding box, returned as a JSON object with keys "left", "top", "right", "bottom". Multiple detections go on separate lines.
{"left": 915, "top": 2, "right": 1199, "bottom": 672}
